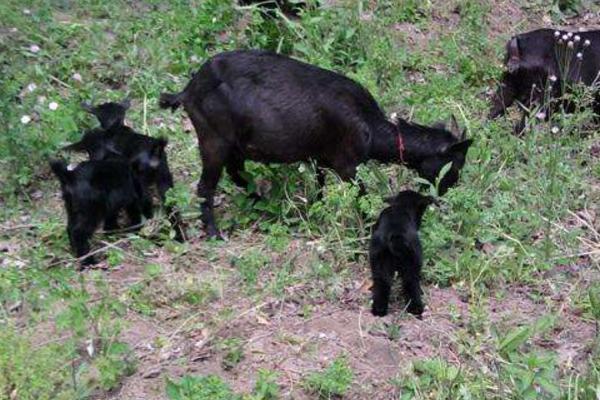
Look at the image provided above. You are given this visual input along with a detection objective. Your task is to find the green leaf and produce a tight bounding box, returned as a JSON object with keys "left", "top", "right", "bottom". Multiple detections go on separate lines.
{"left": 499, "top": 326, "right": 531, "bottom": 355}
{"left": 166, "top": 379, "right": 183, "bottom": 400}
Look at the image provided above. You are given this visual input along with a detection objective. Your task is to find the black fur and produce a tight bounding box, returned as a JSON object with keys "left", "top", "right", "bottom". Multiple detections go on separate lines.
{"left": 50, "top": 159, "right": 152, "bottom": 266}
{"left": 237, "top": 0, "right": 311, "bottom": 17}
{"left": 64, "top": 101, "right": 186, "bottom": 241}
{"left": 369, "top": 191, "right": 434, "bottom": 317}
{"left": 159, "top": 50, "right": 472, "bottom": 237}
{"left": 81, "top": 98, "right": 130, "bottom": 130}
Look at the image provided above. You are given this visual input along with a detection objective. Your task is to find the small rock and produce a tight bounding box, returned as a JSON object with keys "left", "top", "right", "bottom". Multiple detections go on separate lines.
{"left": 143, "top": 368, "right": 162, "bottom": 379}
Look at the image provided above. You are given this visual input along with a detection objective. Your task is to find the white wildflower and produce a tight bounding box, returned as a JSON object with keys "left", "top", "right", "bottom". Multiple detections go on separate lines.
{"left": 584, "top": 39, "right": 591, "bottom": 47}
{"left": 551, "top": 126, "right": 560, "bottom": 134}
{"left": 577, "top": 52, "right": 583, "bottom": 60}
{"left": 72, "top": 73, "right": 82, "bottom": 82}
{"left": 86, "top": 339, "right": 94, "bottom": 357}
{"left": 536, "top": 111, "right": 546, "bottom": 120}
{"left": 29, "top": 44, "right": 40, "bottom": 53}
{"left": 37, "top": 95, "right": 46, "bottom": 104}
{"left": 22, "top": 8, "right": 31, "bottom": 14}
{"left": 568, "top": 32, "right": 573, "bottom": 38}
{"left": 554, "top": 31, "right": 560, "bottom": 37}
{"left": 567, "top": 41, "right": 574, "bottom": 48}
{"left": 27, "top": 83, "right": 37, "bottom": 92}
{"left": 190, "top": 55, "right": 200, "bottom": 63}
{"left": 48, "top": 101, "right": 58, "bottom": 110}
{"left": 9, "top": 27, "right": 18, "bottom": 33}
{"left": 212, "top": 17, "right": 217, "bottom": 23}
{"left": 549, "top": 75, "right": 557, "bottom": 82}
{"left": 575, "top": 35, "right": 581, "bottom": 42}
{"left": 20, "top": 115, "right": 31, "bottom": 124}
{"left": 562, "top": 34, "right": 569, "bottom": 41}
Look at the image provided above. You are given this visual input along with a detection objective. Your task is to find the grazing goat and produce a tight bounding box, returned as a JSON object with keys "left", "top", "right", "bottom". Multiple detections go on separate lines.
{"left": 489, "top": 28, "right": 600, "bottom": 132}
{"left": 64, "top": 100, "right": 186, "bottom": 241}
{"left": 160, "top": 50, "right": 472, "bottom": 237}
{"left": 369, "top": 190, "right": 434, "bottom": 317}
{"left": 50, "top": 159, "right": 152, "bottom": 266}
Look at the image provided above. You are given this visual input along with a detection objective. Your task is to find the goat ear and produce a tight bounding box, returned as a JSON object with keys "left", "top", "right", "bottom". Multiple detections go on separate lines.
{"left": 432, "top": 121, "right": 446, "bottom": 130}
{"left": 507, "top": 37, "right": 520, "bottom": 73}
{"left": 121, "top": 98, "right": 131, "bottom": 109}
{"left": 447, "top": 139, "right": 473, "bottom": 156}
{"left": 383, "top": 195, "right": 398, "bottom": 205}
{"left": 461, "top": 128, "right": 467, "bottom": 141}
{"left": 421, "top": 195, "right": 437, "bottom": 206}
{"left": 81, "top": 101, "right": 96, "bottom": 115}
{"left": 157, "top": 137, "right": 168, "bottom": 149}
{"left": 448, "top": 114, "right": 461, "bottom": 139}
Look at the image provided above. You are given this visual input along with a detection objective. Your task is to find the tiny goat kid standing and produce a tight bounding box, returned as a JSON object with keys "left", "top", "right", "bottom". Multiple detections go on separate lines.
{"left": 369, "top": 191, "right": 435, "bottom": 317}
{"left": 160, "top": 50, "right": 472, "bottom": 237}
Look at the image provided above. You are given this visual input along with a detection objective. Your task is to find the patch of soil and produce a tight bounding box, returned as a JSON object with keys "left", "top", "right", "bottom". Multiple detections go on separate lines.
{"left": 104, "top": 273, "right": 596, "bottom": 399}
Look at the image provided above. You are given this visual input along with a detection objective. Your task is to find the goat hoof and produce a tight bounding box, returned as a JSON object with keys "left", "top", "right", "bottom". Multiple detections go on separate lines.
{"left": 174, "top": 231, "right": 186, "bottom": 243}
{"left": 371, "top": 306, "right": 388, "bottom": 317}
{"left": 407, "top": 303, "right": 424, "bottom": 316}
{"left": 79, "top": 256, "right": 97, "bottom": 268}
{"left": 205, "top": 229, "right": 224, "bottom": 241}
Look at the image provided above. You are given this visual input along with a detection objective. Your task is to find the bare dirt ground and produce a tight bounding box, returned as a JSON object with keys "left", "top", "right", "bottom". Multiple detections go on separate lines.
{"left": 105, "top": 259, "right": 597, "bottom": 399}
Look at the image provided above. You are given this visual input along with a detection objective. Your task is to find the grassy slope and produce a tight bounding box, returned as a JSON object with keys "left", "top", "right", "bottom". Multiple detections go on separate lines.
{"left": 1, "top": 0, "right": 599, "bottom": 399}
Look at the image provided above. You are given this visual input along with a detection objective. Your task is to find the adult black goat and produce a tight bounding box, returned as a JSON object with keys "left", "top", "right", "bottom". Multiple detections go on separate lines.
{"left": 160, "top": 50, "right": 472, "bottom": 237}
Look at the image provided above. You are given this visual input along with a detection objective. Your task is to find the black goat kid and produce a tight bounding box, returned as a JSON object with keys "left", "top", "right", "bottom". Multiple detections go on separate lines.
{"left": 64, "top": 100, "right": 186, "bottom": 241}
{"left": 160, "top": 50, "right": 472, "bottom": 237}
{"left": 369, "top": 191, "right": 434, "bottom": 317}
{"left": 50, "top": 159, "right": 152, "bottom": 266}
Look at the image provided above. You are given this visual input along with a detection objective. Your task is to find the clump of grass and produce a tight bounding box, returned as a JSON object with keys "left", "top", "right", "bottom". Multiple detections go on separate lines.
{"left": 304, "top": 356, "right": 354, "bottom": 398}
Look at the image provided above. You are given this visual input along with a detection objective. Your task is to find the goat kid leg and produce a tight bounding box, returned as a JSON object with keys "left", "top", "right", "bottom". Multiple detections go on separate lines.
{"left": 103, "top": 212, "right": 120, "bottom": 232}
{"left": 399, "top": 262, "right": 424, "bottom": 316}
{"left": 370, "top": 252, "right": 395, "bottom": 316}
{"left": 125, "top": 203, "right": 143, "bottom": 232}
{"left": 69, "top": 220, "right": 97, "bottom": 267}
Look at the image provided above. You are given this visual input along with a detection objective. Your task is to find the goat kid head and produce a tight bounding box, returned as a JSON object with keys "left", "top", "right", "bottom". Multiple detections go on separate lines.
{"left": 81, "top": 98, "right": 131, "bottom": 130}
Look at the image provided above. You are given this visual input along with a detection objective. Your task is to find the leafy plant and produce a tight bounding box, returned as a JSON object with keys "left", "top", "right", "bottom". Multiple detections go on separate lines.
{"left": 166, "top": 375, "right": 240, "bottom": 400}
{"left": 219, "top": 337, "right": 245, "bottom": 371}
{"left": 304, "top": 356, "right": 354, "bottom": 398}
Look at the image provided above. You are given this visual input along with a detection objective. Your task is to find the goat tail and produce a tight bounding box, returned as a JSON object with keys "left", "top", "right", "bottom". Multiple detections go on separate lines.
{"left": 159, "top": 92, "right": 184, "bottom": 111}
{"left": 49, "top": 159, "right": 71, "bottom": 183}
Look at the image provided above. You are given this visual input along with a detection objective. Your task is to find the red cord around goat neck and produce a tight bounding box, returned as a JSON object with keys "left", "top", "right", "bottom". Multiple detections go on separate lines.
{"left": 396, "top": 131, "right": 405, "bottom": 163}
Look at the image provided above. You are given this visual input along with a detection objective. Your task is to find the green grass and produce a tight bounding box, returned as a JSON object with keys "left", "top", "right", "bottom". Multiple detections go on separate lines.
{"left": 1, "top": 0, "right": 599, "bottom": 398}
